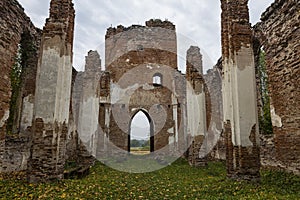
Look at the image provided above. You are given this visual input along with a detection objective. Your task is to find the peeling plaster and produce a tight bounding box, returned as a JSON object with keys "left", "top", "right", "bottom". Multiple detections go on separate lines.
{"left": 167, "top": 127, "right": 174, "bottom": 134}
{"left": 20, "top": 95, "right": 34, "bottom": 131}
{"left": 111, "top": 83, "right": 139, "bottom": 104}
{"left": 270, "top": 105, "right": 282, "bottom": 127}
{"left": 0, "top": 110, "right": 9, "bottom": 127}
{"left": 34, "top": 48, "right": 72, "bottom": 124}
{"left": 186, "top": 83, "right": 206, "bottom": 137}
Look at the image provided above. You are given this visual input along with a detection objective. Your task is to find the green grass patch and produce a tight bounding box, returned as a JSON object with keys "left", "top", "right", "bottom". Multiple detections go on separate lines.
{"left": 0, "top": 158, "right": 299, "bottom": 199}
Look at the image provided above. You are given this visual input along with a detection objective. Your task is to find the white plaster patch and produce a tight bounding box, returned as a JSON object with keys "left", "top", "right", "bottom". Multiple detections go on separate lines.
{"left": 78, "top": 96, "right": 99, "bottom": 143}
{"left": 34, "top": 48, "right": 72, "bottom": 124}
{"left": 126, "top": 59, "right": 130, "bottom": 62}
{"left": 111, "top": 83, "right": 139, "bottom": 104}
{"left": 186, "top": 83, "right": 206, "bottom": 137}
{"left": 105, "top": 107, "right": 111, "bottom": 127}
{"left": 0, "top": 110, "right": 9, "bottom": 127}
{"left": 228, "top": 47, "right": 258, "bottom": 147}
{"left": 167, "top": 127, "right": 174, "bottom": 134}
{"left": 270, "top": 105, "right": 282, "bottom": 127}
{"left": 146, "top": 65, "right": 153, "bottom": 69}
{"left": 100, "top": 96, "right": 110, "bottom": 103}
{"left": 169, "top": 135, "right": 175, "bottom": 145}
{"left": 131, "top": 108, "right": 138, "bottom": 112}
{"left": 20, "top": 95, "right": 34, "bottom": 131}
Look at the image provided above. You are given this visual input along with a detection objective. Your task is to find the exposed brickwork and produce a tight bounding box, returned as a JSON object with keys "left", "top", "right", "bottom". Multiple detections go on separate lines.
{"left": 102, "top": 20, "right": 184, "bottom": 154}
{"left": 145, "top": 19, "right": 175, "bottom": 30}
{"left": 224, "top": 122, "right": 260, "bottom": 181}
{"left": 106, "top": 19, "right": 175, "bottom": 39}
{"left": 221, "top": 0, "right": 260, "bottom": 181}
{"left": 224, "top": 120, "right": 234, "bottom": 175}
{"left": 1, "top": 0, "right": 298, "bottom": 182}
{"left": 188, "top": 135, "right": 205, "bottom": 166}
{"left": 1, "top": 135, "right": 30, "bottom": 172}
{"left": 129, "top": 87, "right": 174, "bottom": 151}
{"left": 105, "top": 21, "right": 177, "bottom": 71}
{"left": 221, "top": 0, "right": 252, "bottom": 62}
{"left": 27, "top": 0, "right": 75, "bottom": 182}
{"left": 0, "top": 0, "right": 40, "bottom": 172}
{"left": 45, "top": 0, "right": 75, "bottom": 50}
{"left": 254, "top": 0, "right": 300, "bottom": 174}
{"left": 29, "top": 119, "right": 68, "bottom": 182}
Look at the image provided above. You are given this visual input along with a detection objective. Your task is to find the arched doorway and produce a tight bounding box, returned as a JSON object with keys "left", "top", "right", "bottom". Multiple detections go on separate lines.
{"left": 128, "top": 110, "right": 154, "bottom": 154}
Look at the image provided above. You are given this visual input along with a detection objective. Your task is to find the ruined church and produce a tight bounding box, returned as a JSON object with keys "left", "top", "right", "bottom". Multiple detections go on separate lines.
{"left": 0, "top": 0, "right": 299, "bottom": 183}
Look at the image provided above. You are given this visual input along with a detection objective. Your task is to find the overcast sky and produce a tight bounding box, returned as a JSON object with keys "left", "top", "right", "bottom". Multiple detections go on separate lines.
{"left": 18, "top": 0, "right": 274, "bottom": 73}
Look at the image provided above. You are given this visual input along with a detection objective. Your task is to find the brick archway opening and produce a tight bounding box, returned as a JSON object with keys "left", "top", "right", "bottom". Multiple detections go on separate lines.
{"left": 128, "top": 110, "right": 154, "bottom": 154}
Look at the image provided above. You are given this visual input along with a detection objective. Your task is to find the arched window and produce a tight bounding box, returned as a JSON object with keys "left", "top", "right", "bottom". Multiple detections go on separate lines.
{"left": 153, "top": 73, "right": 162, "bottom": 86}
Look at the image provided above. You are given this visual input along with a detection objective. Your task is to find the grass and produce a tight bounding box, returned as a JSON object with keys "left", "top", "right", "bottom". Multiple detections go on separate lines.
{"left": 130, "top": 147, "right": 150, "bottom": 155}
{"left": 0, "top": 158, "right": 299, "bottom": 199}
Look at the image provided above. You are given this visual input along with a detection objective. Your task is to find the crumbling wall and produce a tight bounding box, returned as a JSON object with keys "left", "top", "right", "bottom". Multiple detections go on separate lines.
{"left": 204, "top": 59, "right": 225, "bottom": 161}
{"left": 1, "top": 136, "right": 30, "bottom": 172}
{"left": 105, "top": 19, "right": 177, "bottom": 80}
{"left": 186, "top": 46, "right": 207, "bottom": 166}
{"left": 27, "top": 0, "right": 75, "bottom": 182}
{"left": 103, "top": 20, "right": 184, "bottom": 154}
{"left": 221, "top": 0, "right": 260, "bottom": 181}
{"left": 17, "top": 32, "right": 41, "bottom": 135}
{"left": 77, "top": 51, "right": 102, "bottom": 156}
{"left": 0, "top": 0, "right": 40, "bottom": 172}
{"left": 254, "top": 0, "right": 300, "bottom": 174}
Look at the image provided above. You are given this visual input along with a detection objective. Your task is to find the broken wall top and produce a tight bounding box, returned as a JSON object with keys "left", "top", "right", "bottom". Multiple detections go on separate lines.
{"left": 43, "top": 0, "right": 75, "bottom": 46}
{"left": 106, "top": 19, "right": 175, "bottom": 39}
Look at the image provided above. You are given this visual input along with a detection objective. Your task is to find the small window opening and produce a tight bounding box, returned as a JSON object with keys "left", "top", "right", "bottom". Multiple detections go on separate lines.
{"left": 153, "top": 73, "right": 162, "bottom": 86}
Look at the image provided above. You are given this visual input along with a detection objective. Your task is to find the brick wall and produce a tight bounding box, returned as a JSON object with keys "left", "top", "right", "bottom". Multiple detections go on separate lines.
{"left": 254, "top": 0, "right": 300, "bottom": 174}
{"left": 221, "top": 0, "right": 260, "bottom": 181}
{"left": 0, "top": 0, "right": 40, "bottom": 172}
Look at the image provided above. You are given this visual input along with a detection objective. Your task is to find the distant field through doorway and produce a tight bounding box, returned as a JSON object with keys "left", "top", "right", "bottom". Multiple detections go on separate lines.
{"left": 129, "top": 110, "right": 154, "bottom": 155}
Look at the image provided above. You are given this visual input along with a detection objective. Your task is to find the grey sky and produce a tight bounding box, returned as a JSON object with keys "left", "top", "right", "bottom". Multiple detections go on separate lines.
{"left": 131, "top": 111, "right": 150, "bottom": 140}
{"left": 18, "top": 0, "right": 274, "bottom": 73}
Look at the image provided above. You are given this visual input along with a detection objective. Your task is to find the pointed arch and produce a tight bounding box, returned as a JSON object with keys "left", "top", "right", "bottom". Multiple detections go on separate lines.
{"left": 128, "top": 109, "right": 154, "bottom": 153}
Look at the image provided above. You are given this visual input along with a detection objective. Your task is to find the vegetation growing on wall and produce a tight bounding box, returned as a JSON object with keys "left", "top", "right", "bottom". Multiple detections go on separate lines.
{"left": 7, "top": 35, "right": 37, "bottom": 134}
{"left": 7, "top": 44, "right": 22, "bottom": 134}
{"left": 258, "top": 50, "right": 273, "bottom": 135}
